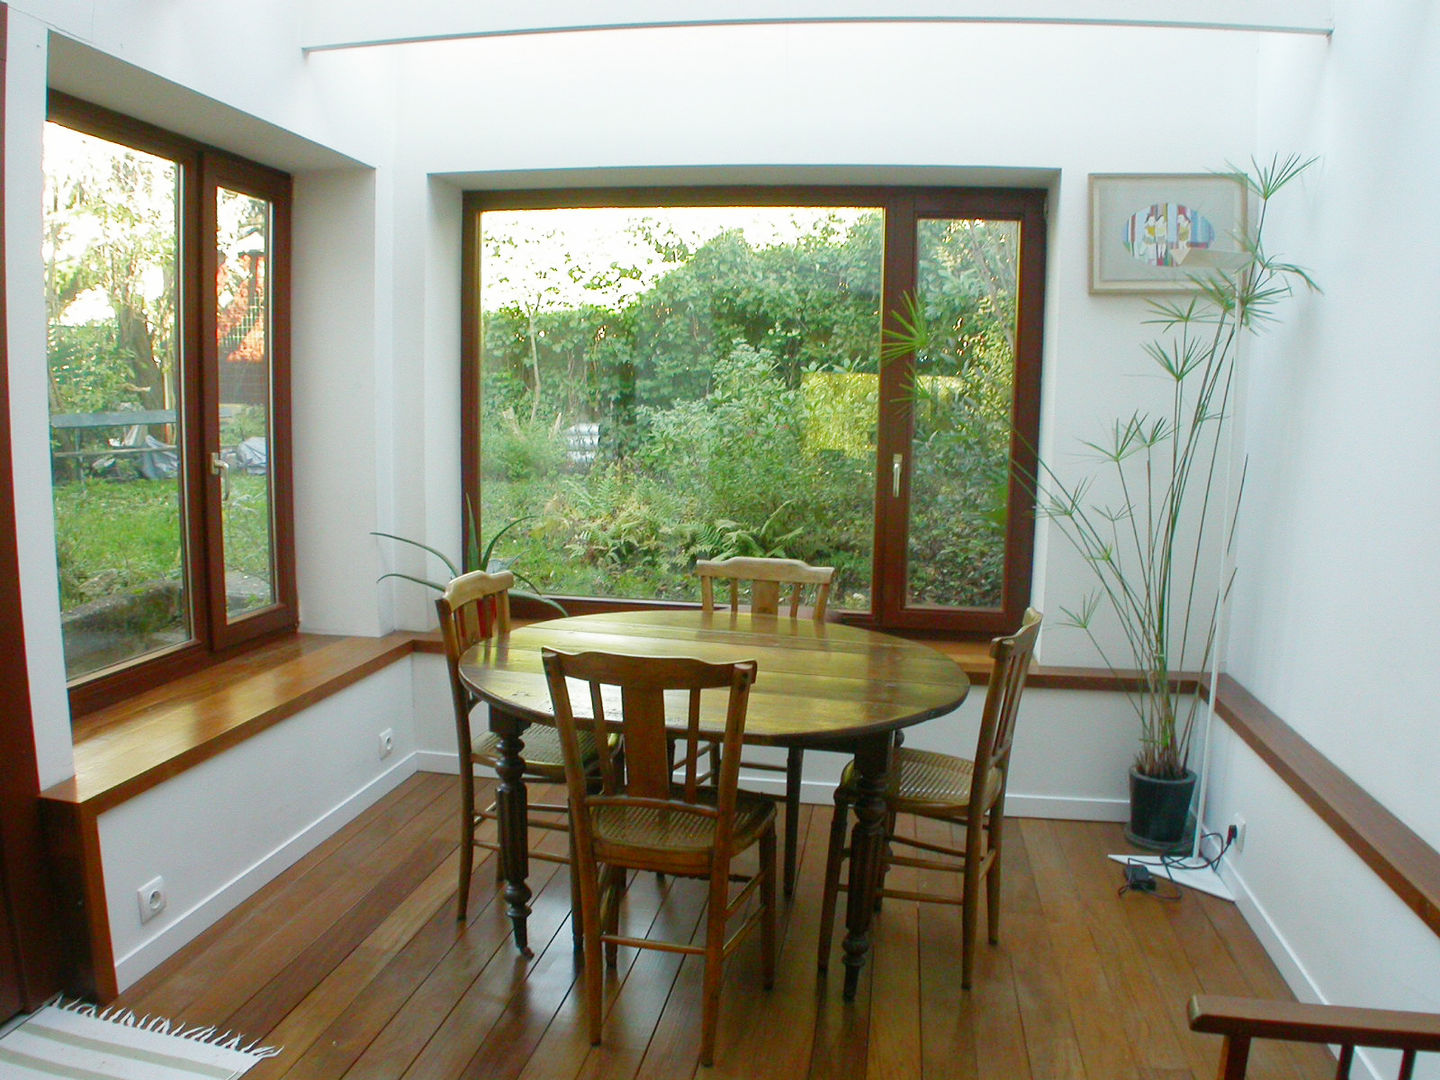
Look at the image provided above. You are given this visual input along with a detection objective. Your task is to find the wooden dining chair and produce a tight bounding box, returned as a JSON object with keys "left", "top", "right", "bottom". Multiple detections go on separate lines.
{"left": 435, "top": 570, "right": 600, "bottom": 923}
{"left": 817, "top": 607, "right": 1041, "bottom": 989}
{"left": 695, "top": 555, "right": 833, "bottom": 895}
{"left": 542, "top": 647, "right": 776, "bottom": 1068}
{"left": 1189, "top": 994, "right": 1440, "bottom": 1079}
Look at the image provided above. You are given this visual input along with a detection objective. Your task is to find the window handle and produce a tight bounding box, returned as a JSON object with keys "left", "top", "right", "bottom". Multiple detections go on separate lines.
{"left": 210, "top": 451, "right": 231, "bottom": 501}
{"left": 892, "top": 453, "right": 904, "bottom": 498}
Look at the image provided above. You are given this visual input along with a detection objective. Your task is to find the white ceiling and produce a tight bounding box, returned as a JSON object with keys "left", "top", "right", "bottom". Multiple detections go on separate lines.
{"left": 46, "top": 35, "right": 367, "bottom": 173}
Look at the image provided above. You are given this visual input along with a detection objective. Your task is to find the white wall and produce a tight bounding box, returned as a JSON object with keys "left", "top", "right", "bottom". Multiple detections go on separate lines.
{"left": 101, "top": 662, "right": 417, "bottom": 988}
{"left": 1204, "top": 0, "right": 1440, "bottom": 1069}
{"left": 292, "top": 168, "right": 388, "bottom": 636}
{"left": 6, "top": 10, "right": 72, "bottom": 789}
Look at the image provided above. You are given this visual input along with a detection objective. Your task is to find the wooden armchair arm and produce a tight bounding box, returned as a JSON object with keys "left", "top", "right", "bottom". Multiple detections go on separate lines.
{"left": 1190, "top": 995, "right": 1440, "bottom": 1049}
{"left": 1189, "top": 995, "right": 1440, "bottom": 1080}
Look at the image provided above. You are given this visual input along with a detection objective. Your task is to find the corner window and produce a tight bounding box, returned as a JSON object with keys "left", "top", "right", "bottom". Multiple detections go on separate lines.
{"left": 462, "top": 188, "right": 1045, "bottom": 635}
{"left": 44, "top": 95, "right": 295, "bottom": 711}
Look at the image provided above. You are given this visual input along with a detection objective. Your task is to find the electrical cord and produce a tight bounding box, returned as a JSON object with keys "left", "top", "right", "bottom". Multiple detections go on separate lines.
{"left": 1117, "top": 829, "right": 1235, "bottom": 900}
{"left": 1159, "top": 829, "right": 1234, "bottom": 872}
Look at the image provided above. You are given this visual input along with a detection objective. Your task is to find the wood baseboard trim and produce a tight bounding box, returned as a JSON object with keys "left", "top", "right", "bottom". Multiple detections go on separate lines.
{"left": 1212, "top": 673, "right": 1440, "bottom": 938}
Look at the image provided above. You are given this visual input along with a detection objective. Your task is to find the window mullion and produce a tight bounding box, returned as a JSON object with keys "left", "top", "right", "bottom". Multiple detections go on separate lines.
{"left": 873, "top": 194, "right": 917, "bottom": 624}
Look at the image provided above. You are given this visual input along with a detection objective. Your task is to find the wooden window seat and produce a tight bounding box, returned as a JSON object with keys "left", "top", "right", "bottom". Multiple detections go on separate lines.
{"left": 40, "top": 632, "right": 422, "bottom": 1000}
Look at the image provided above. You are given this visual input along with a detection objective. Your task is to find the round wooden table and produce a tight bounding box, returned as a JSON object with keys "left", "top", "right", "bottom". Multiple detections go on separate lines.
{"left": 459, "top": 608, "right": 970, "bottom": 998}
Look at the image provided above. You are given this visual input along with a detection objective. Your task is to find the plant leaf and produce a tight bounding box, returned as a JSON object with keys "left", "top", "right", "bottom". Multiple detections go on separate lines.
{"left": 370, "top": 531, "right": 461, "bottom": 579}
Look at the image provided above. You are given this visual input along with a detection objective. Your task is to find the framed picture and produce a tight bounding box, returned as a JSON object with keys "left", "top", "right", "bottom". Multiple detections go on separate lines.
{"left": 1089, "top": 173, "right": 1248, "bottom": 293}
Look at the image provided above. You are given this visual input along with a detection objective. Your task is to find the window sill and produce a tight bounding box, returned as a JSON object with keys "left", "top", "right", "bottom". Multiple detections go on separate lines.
{"left": 49, "top": 632, "right": 419, "bottom": 814}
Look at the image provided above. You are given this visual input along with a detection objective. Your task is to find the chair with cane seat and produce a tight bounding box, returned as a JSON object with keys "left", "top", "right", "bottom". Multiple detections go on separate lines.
{"left": 817, "top": 607, "right": 1041, "bottom": 988}
{"left": 542, "top": 646, "right": 776, "bottom": 1068}
{"left": 435, "top": 570, "right": 602, "bottom": 923}
{"left": 695, "top": 555, "right": 833, "bottom": 896}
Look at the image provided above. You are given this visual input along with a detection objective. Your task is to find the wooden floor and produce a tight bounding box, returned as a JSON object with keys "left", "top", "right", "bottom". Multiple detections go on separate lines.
{"left": 118, "top": 772, "right": 1334, "bottom": 1079}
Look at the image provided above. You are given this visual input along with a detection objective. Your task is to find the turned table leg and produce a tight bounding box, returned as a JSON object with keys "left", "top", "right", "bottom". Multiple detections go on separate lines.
{"left": 841, "top": 734, "right": 891, "bottom": 1001}
{"left": 491, "top": 708, "right": 533, "bottom": 956}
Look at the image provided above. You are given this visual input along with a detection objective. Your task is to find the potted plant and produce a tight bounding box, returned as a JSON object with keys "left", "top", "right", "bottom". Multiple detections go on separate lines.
{"left": 372, "top": 504, "right": 568, "bottom": 616}
{"left": 888, "top": 156, "right": 1316, "bottom": 849}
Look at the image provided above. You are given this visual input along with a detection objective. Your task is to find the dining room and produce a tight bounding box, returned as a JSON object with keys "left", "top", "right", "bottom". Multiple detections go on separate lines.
{"left": 4, "top": 2, "right": 1440, "bottom": 1078}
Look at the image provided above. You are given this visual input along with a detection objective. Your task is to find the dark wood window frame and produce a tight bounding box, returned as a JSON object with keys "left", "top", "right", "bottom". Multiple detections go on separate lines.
{"left": 461, "top": 185, "right": 1046, "bottom": 637}
{"left": 48, "top": 93, "right": 297, "bottom": 719}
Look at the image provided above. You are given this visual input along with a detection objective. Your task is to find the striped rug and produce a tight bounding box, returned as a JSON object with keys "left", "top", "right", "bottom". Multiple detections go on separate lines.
{"left": 0, "top": 1000, "right": 279, "bottom": 1079}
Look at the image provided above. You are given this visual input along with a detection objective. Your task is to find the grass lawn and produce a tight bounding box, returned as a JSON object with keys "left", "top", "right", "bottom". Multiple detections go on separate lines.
{"left": 54, "top": 473, "right": 273, "bottom": 611}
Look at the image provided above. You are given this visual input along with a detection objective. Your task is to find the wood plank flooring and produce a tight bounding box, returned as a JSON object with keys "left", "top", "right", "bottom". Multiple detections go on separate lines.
{"left": 117, "top": 772, "right": 1336, "bottom": 1079}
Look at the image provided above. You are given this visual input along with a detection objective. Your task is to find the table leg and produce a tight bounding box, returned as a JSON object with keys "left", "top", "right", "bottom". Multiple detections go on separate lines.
{"left": 841, "top": 734, "right": 890, "bottom": 1000}
{"left": 491, "top": 708, "right": 532, "bottom": 956}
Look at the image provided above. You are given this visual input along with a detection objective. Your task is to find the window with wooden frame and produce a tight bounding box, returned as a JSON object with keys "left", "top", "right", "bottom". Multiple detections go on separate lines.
{"left": 461, "top": 187, "right": 1045, "bottom": 635}
{"left": 44, "top": 94, "right": 296, "bottom": 714}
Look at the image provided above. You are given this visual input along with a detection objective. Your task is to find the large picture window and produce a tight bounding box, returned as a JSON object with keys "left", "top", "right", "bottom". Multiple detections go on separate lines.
{"left": 44, "top": 95, "right": 295, "bottom": 712}
{"left": 462, "top": 187, "right": 1044, "bottom": 635}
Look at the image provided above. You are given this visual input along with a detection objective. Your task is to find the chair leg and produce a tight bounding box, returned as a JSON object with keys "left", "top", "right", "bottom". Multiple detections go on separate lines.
{"left": 700, "top": 869, "right": 730, "bottom": 1067}
{"left": 961, "top": 853, "right": 982, "bottom": 991}
{"left": 783, "top": 747, "right": 803, "bottom": 898}
{"left": 570, "top": 830, "right": 584, "bottom": 953}
{"left": 986, "top": 813, "right": 1005, "bottom": 945}
{"left": 603, "top": 865, "right": 623, "bottom": 969}
{"left": 760, "top": 826, "right": 777, "bottom": 989}
{"left": 457, "top": 770, "right": 476, "bottom": 922}
{"left": 816, "top": 787, "right": 851, "bottom": 973}
{"left": 579, "top": 866, "right": 604, "bottom": 1047}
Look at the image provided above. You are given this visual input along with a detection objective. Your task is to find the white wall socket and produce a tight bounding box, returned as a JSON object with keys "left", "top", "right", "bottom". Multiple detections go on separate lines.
{"left": 138, "top": 876, "right": 166, "bottom": 923}
{"left": 1230, "top": 813, "right": 1247, "bottom": 854}
{"left": 379, "top": 728, "right": 395, "bottom": 759}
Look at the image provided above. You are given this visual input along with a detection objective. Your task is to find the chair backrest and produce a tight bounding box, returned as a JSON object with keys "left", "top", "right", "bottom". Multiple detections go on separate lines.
{"left": 695, "top": 556, "right": 834, "bottom": 619}
{"left": 1189, "top": 994, "right": 1440, "bottom": 1079}
{"left": 434, "top": 570, "right": 514, "bottom": 742}
{"left": 541, "top": 648, "right": 758, "bottom": 860}
{"left": 969, "top": 607, "right": 1042, "bottom": 819}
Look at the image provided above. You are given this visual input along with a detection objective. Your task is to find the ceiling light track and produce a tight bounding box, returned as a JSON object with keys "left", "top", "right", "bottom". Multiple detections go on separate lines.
{"left": 301, "top": 5, "right": 1333, "bottom": 54}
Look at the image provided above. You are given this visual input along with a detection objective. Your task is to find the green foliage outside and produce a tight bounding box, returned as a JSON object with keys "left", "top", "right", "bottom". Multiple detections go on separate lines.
{"left": 44, "top": 122, "right": 279, "bottom": 678}
{"left": 478, "top": 209, "right": 1018, "bottom": 611}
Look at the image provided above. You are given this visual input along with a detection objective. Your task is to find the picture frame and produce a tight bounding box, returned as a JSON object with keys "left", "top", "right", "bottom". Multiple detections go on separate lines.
{"left": 1089, "top": 173, "right": 1248, "bottom": 293}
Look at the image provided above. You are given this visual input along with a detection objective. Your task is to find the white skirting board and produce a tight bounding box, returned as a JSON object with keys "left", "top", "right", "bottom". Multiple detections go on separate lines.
{"left": 415, "top": 758, "right": 1131, "bottom": 823}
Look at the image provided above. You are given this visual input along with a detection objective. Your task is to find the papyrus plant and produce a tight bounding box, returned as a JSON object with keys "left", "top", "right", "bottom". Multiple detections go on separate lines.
{"left": 1042, "top": 156, "right": 1316, "bottom": 778}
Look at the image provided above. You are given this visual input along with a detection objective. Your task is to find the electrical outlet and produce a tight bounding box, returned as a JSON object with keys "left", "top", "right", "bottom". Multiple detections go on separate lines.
{"left": 379, "top": 728, "right": 395, "bottom": 760}
{"left": 138, "top": 876, "right": 166, "bottom": 923}
{"left": 1230, "top": 813, "right": 1247, "bottom": 853}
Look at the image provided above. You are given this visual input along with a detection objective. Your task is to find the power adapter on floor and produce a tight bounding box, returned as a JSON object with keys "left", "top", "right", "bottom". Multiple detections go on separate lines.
{"left": 1124, "top": 863, "right": 1157, "bottom": 892}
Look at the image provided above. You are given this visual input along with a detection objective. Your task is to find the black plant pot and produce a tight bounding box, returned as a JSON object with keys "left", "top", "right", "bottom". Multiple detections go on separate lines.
{"left": 1126, "top": 767, "right": 1198, "bottom": 851}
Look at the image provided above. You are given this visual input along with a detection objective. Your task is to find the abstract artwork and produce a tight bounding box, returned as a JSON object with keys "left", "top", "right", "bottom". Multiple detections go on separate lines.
{"left": 1090, "top": 174, "right": 1247, "bottom": 292}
